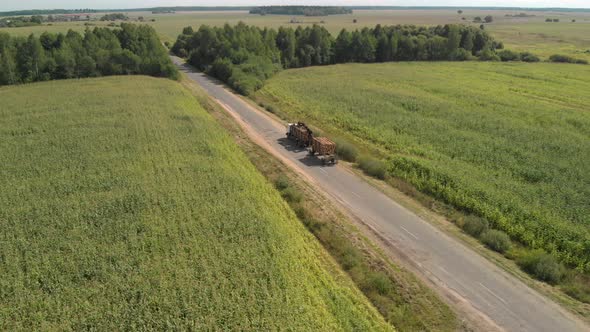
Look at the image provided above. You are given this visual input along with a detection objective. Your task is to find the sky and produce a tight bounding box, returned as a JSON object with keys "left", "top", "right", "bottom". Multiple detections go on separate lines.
{"left": 1, "top": 0, "right": 589, "bottom": 11}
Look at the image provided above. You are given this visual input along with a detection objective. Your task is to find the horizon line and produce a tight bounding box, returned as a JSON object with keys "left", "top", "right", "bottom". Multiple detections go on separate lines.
{"left": 2, "top": 5, "right": 590, "bottom": 13}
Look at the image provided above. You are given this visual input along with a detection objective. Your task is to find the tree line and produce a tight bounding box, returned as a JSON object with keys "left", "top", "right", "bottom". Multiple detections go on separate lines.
{"left": 249, "top": 6, "right": 352, "bottom": 16}
{"left": 0, "top": 24, "right": 178, "bottom": 86}
{"left": 100, "top": 13, "right": 128, "bottom": 21}
{"left": 0, "top": 15, "right": 43, "bottom": 28}
{"left": 172, "top": 23, "right": 505, "bottom": 95}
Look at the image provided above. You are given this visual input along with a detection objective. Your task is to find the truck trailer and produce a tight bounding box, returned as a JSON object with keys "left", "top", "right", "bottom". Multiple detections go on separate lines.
{"left": 286, "top": 122, "right": 313, "bottom": 147}
{"left": 310, "top": 136, "right": 337, "bottom": 165}
{"left": 286, "top": 122, "right": 337, "bottom": 165}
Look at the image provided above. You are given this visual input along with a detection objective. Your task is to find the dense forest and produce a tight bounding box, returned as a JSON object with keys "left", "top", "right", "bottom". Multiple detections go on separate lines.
{"left": 172, "top": 23, "right": 508, "bottom": 95}
{"left": 249, "top": 6, "right": 352, "bottom": 16}
{"left": 0, "top": 24, "right": 178, "bottom": 86}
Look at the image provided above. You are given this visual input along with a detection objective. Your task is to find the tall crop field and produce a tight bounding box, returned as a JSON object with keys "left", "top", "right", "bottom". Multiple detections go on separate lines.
{"left": 0, "top": 76, "right": 391, "bottom": 331}
{"left": 255, "top": 62, "right": 590, "bottom": 270}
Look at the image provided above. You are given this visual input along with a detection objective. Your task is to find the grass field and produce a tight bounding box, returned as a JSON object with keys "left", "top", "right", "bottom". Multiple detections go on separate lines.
{"left": 253, "top": 62, "right": 590, "bottom": 270}
{"left": 2, "top": 9, "right": 589, "bottom": 60}
{"left": 0, "top": 76, "right": 392, "bottom": 330}
{"left": 488, "top": 22, "right": 590, "bottom": 61}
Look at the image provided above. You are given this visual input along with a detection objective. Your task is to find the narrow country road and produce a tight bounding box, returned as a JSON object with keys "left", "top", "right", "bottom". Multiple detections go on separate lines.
{"left": 173, "top": 57, "right": 587, "bottom": 332}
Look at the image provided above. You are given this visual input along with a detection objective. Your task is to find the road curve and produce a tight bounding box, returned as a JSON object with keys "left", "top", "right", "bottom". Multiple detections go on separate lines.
{"left": 173, "top": 57, "right": 586, "bottom": 332}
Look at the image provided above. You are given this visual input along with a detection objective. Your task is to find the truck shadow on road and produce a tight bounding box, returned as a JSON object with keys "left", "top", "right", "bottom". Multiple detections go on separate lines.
{"left": 277, "top": 137, "right": 334, "bottom": 167}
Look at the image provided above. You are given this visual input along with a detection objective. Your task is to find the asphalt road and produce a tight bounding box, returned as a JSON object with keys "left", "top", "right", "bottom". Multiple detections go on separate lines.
{"left": 173, "top": 57, "right": 586, "bottom": 332}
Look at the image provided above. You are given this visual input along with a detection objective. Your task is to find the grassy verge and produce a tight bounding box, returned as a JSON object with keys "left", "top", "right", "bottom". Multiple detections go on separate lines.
{"left": 180, "top": 77, "right": 462, "bottom": 331}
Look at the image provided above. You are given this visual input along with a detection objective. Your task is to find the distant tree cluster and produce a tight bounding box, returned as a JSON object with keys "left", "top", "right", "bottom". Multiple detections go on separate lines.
{"left": 0, "top": 15, "right": 43, "bottom": 28}
{"left": 549, "top": 54, "right": 588, "bottom": 64}
{"left": 473, "top": 15, "right": 493, "bottom": 23}
{"left": 173, "top": 24, "right": 282, "bottom": 95}
{"left": 0, "top": 24, "right": 178, "bottom": 86}
{"left": 497, "top": 50, "right": 540, "bottom": 62}
{"left": 173, "top": 23, "right": 503, "bottom": 95}
{"left": 0, "top": 9, "right": 97, "bottom": 17}
{"left": 249, "top": 6, "right": 352, "bottom": 16}
{"left": 100, "top": 13, "right": 128, "bottom": 21}
{"left": 505, "top": 13, "right": 535, "bottom": 17}
{"left": 545, "top": 18, "right": 560, "bottom": 22}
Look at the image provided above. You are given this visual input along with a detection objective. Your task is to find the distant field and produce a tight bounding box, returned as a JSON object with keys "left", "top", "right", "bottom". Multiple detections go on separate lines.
{"left": 488, "top": 22, "right": 590, "bottom": 61}
{"left": 3, "top": 9, "right": 589, "bottom": 59}
{"left": 254, "top": 62, "right": 590, "bottom": 270}
{"left": 0, "top": 76, "right": 391, "bottom": 330}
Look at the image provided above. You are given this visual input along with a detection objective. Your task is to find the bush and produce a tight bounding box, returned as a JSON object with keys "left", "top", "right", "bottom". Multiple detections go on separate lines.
{"left": 208, "top": 58, "right": 234, "bottom": 82}
{"left": 481, "top": 230, "right": 511, "bottom": 253}
{"left": 264, "top": 104, "right": 277, "bottom": 113}
{"left": 358, "top": 156, "right": 387, "bottom": 179}
{"left": 275, "top": 175, "right": 290, "bottom": 190}
{"left": 335, "top": 139, "right": 359, "bottom": 162}
{"left": 478, "top": 49, "right": 500, "bottom": 61}
{"left": 562, "top": 281, "right": 590, "bottom": 303}
{"left": 176, "top": 48, "right": 188, "bottom": 58}
{"left": 449, "top": 48, "right": 472, "bottom": 61}
{"left": 498, "top": 49, "right": 521, "bottom": 61}
{"left": 549, "top": 54, "right": 588, "bottom": 64}
{"left": 520, "top": 52, "right": 540, "bottom": 62}
{"left": 339, "top": 243, "right": 363, "bottom": 270}
{"left": 462, "top": 215, "right": 489, "bottom": 237}
{"left": 228, "top": 70, "right": 263, "bottom": 96}
{"left": 366, "top": 271, "right": 393, "bottom": 295}
{"left": 517, "top": 250, "right": 564, "bottom": 284}
{"left": 281, "top": 187, "right": 303, "bottom": 203}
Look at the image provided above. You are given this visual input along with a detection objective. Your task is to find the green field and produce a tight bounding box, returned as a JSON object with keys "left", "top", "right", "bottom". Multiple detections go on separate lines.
{"left": 2, "top": 9, "right": 589, "bottom": 60}
{"left": 0, "top": 76, "right": 392, "bottom": 330}
{"left": 488, "top": 22, "right": 590, "bottom": 61}
{"left": 254, "top": 62, "right": 590, "bottom": 270}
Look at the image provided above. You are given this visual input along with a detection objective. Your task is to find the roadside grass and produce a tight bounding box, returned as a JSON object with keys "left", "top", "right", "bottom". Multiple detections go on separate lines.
{"left": 253, "top": 61, "right": 590, "bottom": 311}
{"left": 0, "top": 76, "right": 391, "bottom": 331}
{"left": 182, "top": 77, "right": 462, "bottom": 331}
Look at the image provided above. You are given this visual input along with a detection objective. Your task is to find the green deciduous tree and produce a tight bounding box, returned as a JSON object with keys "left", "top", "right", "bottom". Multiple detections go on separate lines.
{"left": 17, "top": 34, "right": 46, "bottom": 82}
{"left": 446, "top": 25, "right": 461, "bottom": 58}
{"left": 0, "top": 24, "right": 177, "bottom": 87}
{"left": 334, "top": 29, "right": 353, "bottom": 63}
{"left": 276, "top": 27, "right": 296, "bottom": 68}
{"left": 171, "top": 22, "right": 511, "bottom": 94}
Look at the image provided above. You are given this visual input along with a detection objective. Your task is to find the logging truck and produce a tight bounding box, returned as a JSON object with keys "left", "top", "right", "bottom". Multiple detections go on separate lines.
{"left": 286, "top": 122, "right": 313, "bottom": 147}
{"left": 286, "top": 122, "right": 337, "bottom": 165}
